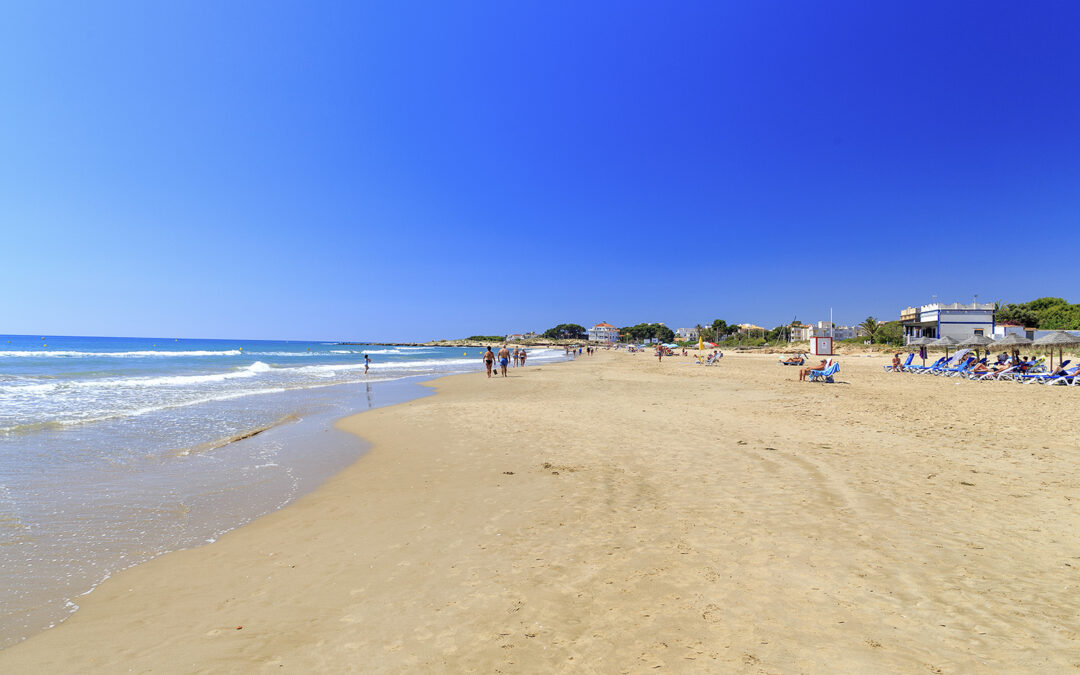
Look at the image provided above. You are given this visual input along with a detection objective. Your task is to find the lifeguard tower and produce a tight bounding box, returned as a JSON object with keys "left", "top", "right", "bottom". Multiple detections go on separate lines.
{"left": 810, "top": 336, "right": 833, "bottom": 356}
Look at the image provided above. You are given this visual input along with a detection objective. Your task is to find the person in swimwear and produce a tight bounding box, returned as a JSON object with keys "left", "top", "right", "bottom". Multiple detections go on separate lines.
{"left": 519, "top": 348, "right": 527, "bottom": 366}
{"left": 483, "top": 347, "right": 495, "bottom": 378}
{"left": 497, "top": 345, "right": 511, "bottom": 377}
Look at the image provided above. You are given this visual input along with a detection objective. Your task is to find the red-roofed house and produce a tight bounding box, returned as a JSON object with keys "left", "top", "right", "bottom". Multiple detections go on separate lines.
{"left": 588, "top": 322, "right": 620, "bottom": 343}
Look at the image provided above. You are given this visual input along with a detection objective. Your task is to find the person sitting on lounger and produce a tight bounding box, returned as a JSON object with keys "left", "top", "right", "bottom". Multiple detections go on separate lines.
{"left": 891, "top": 353, "right": 902, "bottom": 372}
{"left": 799, "top": 359, "right": 827, "bottom": 381}
{"left": 1047, "top": 363, "right": 1073, "bottom": 378}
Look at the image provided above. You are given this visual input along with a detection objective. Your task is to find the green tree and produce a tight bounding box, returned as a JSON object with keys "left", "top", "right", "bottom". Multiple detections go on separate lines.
{"left": 874, "top": 321, "right": 904, "bottom": 345}
{"left": 859, "top": 317, "right": 880, "bottom": 341}
{"left": 996, "top": 303, "right": 1039, "bottom": 328}
{"left": 1027, "top": 297, "right": 1068, "bottom": 313}
{"left": 619, "top": 323, "right": 674, "bottom": 343}
{"left": 542, "top": 323, "right": 587, "bottom": 340}
{"left": 1038, "top": 304, "right": 1080, "bottom": 330}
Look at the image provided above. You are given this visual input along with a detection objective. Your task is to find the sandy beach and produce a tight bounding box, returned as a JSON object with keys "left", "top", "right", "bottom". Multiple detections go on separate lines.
{"left": 1, "top": 350, "right": 1078, "bottom": 672}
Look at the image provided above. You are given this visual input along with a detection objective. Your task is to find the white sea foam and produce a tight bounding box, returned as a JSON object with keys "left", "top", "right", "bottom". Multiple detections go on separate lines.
{"left": 0, "top": 361, "right": 273, "bottom": 394}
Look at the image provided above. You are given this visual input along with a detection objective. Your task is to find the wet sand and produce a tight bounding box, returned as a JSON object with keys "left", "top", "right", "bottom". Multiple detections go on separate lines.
{"left": 1, "top": 351, "right": 1078, "bottom": 672}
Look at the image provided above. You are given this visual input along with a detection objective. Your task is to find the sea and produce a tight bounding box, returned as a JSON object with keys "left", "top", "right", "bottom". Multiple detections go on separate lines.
{"left": 0, "top": 334, "right": 564, "bottom": 648}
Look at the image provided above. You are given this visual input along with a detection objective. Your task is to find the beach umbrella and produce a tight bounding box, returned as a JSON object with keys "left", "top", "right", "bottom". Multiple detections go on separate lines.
{"left": 907, "top": 336, "right": 934, "bottom": 365}
{"left": 1032, "top": 331, "right": 1080, "bottom": 371}
{"left": 993, "top": 333, "right": 1032, "bottom": 365}
{"left": 928, "top": 335, "right": 959, "bottom": 359}
{"left": 956, "top": 334, "right": 995, "bottom": 360}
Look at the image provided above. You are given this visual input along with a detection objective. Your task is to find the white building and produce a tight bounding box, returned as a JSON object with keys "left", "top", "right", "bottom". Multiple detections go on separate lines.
{"left": 587, "top": 322, "right": 620, "bottom": 343}
{"left": 901, "top": 302, "right": 995, "bottom": 343}
{"left": 675, "top": 327, "right": 699, "bottom": 341}
{"left": 814, "top": 321, "right": 857, "bottom": 340}
{"left": 993, "top": 325, "right": 1080, "bottom": 341}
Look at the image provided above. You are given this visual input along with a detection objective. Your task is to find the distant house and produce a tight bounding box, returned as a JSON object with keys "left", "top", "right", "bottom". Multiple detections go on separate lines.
{"left": 814, "top": 321, "right": 857, "bottom": 340}
{"left": 675, "top": 327, "right": 699, "bottom": 341}
{"left": 993, "top": 324, "right": 1080, "bottom": 341}
{"left": 505, "top": 332, "right": 537, "bottom": 341}
{"left": 790, "top": 324, "right": 813, "bottom": 341}
{"left": 901, "top": 301, "right": 995, "bottom": 343}
{"left": 588, "top": 322, "right": 620, "bottom": 343}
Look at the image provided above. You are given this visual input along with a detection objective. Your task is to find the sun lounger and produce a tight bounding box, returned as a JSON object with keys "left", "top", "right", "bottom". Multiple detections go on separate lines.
{"left": 907, "top": 356, "right": 947, "bottom": 374}
{"left": 884, "top": 353, "right": 914, "bottom": 372}
{"left": 973, "top": 364, "right": 1020, "bottom": 381}
{"left": 936, "top": 356, "right": 975, "bottom": 377}
{"left": 808, "top": 362, "right": 840, "bottom": 383}
{"left": 1020, "top": 362, "right": 1075, "bottom": 384}
{"left": 1046, "top": 366, "right": 1080, "bottom": 386}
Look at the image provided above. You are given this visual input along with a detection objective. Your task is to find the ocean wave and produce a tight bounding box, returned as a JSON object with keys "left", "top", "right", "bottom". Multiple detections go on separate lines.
{"left": 0, "top": 362, "right": 273, "bottom": 394}
{"left": 0, "top": 375, "right": 411, "bottom": 433}
{"left": 0, "top": 349, "right": 243, "bottom": 358}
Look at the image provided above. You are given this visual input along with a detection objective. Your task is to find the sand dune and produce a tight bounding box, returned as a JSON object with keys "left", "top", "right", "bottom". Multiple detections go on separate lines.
{"left": 1, "top": 351, "right": 1077, "bottom": 672}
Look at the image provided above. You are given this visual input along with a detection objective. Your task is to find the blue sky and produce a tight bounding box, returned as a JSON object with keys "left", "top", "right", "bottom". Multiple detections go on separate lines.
{"left": 2, "top": 2, "right": 1078, "bottom": 341}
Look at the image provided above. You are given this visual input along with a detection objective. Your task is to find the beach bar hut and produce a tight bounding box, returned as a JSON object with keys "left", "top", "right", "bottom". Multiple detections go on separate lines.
{"left": 1032, "top": 331, "right": 1080, "bottom": 371}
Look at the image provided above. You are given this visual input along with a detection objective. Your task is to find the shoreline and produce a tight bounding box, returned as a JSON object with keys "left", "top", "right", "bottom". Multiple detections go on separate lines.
{"left": 0, "top": 375, "right": 439, "bottom": 650}
{"left": 1, "top": 351, "right": 1077, "bottom": 670}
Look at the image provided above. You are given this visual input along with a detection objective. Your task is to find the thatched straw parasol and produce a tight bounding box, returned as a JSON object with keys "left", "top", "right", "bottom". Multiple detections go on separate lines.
{"left": 993, "top": 333, "right": 1033, "bottom": 365}
{"left": 1032, "top": 331, "right": 1080, "bottom": 371}
{"left": 956, "top": 333, "right": 996, "bottom": 360}
{"left": 907, "top": 336, "right": 934, "bottom": 365}
{"left": 993, "top": 333, "right": 1033, "bottom": 348}
{"left": 928, "top": 335, "right": 959, "bottom": 358}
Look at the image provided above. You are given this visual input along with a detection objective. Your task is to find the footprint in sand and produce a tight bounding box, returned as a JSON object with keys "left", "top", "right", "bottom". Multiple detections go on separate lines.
{"left": 702, "top": 604, "right": 723, "bottom": 623}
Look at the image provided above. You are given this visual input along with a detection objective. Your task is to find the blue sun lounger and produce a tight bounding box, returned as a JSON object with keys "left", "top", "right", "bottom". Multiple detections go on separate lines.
{"left": 884, "top": 353, "right": 914, "bottom": 372}
{"left": 808, "top": 362, "right": 840, "bottom": 383}
{"left": 907, "top": 356, "right": 947, "bottom": 374}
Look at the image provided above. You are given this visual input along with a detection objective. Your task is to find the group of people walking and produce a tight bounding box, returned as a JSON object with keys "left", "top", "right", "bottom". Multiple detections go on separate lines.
{"left": 482, "top": 345, "right": 527, "bottom": 378}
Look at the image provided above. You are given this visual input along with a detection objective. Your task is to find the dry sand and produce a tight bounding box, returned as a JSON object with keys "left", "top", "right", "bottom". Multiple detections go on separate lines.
{"left": 1, "top": 351, "right": 1078, "bottom": 672}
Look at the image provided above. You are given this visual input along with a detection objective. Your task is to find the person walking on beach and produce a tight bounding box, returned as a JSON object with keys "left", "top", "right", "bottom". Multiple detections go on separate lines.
{"left": 513, "top": 347, "right": 520, "bottom": 367}
{"left": 483, "top": 347, "right": 495, "bottom": 378}
{"left": 364, "top": 354, "right": 370, "bottom": 374}
{"left": 498, "top": 345, "right": 511, "bottom": 377}
{"left": 519, "top": 348, "right": 527, "bottom": 366}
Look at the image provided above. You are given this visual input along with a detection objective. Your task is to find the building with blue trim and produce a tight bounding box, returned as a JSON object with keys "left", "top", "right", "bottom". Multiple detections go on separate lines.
{"left": 901, "top": 302, "right": 995, "bottom": 344}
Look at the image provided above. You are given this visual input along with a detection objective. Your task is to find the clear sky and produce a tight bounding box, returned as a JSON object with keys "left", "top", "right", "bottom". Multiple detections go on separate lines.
{"left": 2, "top": 2, "right": 1078, "bottom": 341}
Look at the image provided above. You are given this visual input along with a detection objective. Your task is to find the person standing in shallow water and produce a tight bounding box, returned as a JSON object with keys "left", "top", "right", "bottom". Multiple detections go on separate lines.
{"left": 364, "top": 353, "right": 370, "bottom": 374}
{"left": 483, "top": 347, "right": 495, "bottom": 378}
{"left": 498, "top": 345, "right": 511, "bottom": 377}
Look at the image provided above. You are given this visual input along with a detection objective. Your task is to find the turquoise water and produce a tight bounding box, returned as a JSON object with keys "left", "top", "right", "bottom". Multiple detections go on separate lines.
{"left": 0, "top": 334, "right": 562, "bottom": 648}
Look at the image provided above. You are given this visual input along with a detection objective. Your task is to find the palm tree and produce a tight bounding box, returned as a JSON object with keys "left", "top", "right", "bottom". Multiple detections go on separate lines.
{"left": 694, "top": 324, "right": 704, "bottom": 344}
{"left": 859, "top": 316, "right": 879, "bottom": 341}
